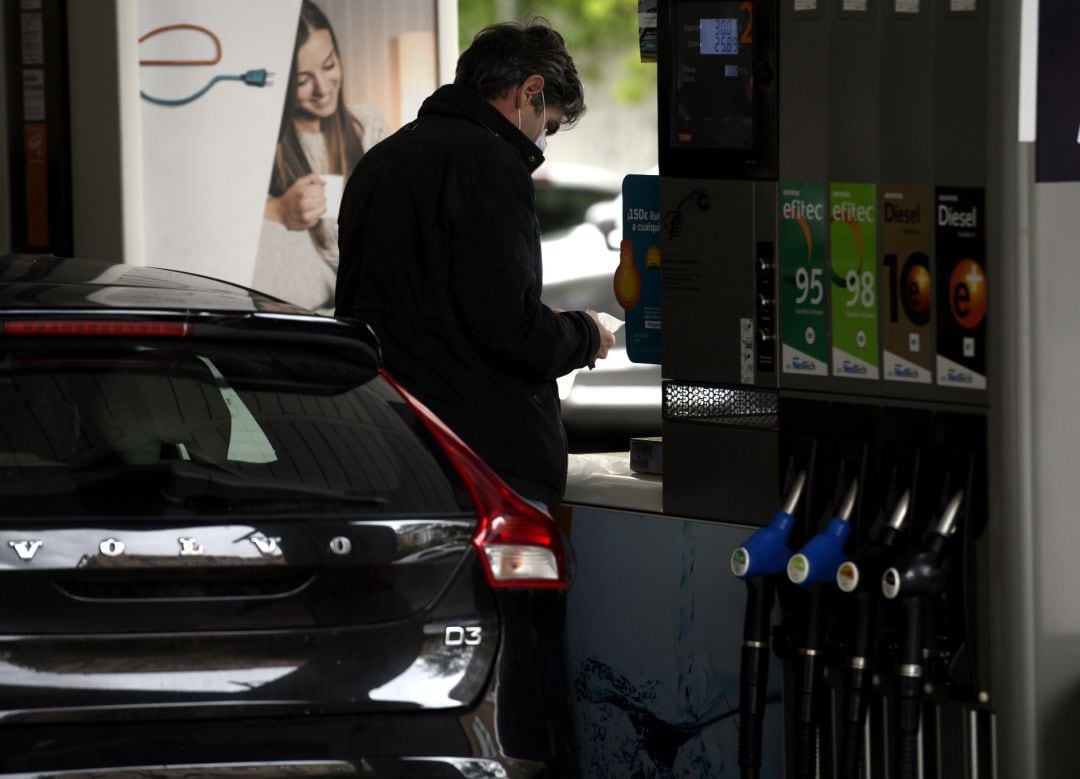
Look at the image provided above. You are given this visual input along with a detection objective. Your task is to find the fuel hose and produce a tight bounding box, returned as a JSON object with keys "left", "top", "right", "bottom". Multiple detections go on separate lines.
{"left": 730, "top": 471, "right": 807, "bottom": 779}
{"left": 881, "top": 490, "right": 964, "bottom": 779}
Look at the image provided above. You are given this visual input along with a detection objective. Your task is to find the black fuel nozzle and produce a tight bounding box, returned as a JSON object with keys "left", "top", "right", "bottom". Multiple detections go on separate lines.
{"left": 731, "top": 470, "right": 807, "bottom": 779}
{"left": 837, "top": 489, "right": 911, "bottom": 596}
{"left": 880, "top": 490, "right": 965, "bottom": 779}
{"left": 882, "top": 490, "right": 963, "bottom": 602}
{"left": 835, "top": 490, "right": 912, "bottom": 779}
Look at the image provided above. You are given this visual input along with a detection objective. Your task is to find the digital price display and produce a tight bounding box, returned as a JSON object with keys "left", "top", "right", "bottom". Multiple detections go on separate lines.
{"left": 700, "top": 18, "right": 739, "bottom": 55}
{"left": 671, "top": 0, "right": 754, "bottom": 151}
{"left": 658, "top": 0, "right": 778, "bottom": 179}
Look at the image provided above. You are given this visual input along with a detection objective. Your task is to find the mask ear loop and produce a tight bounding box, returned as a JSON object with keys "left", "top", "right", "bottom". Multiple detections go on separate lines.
{"left": 516, "top": 86, "right": 545, "bottom": 134}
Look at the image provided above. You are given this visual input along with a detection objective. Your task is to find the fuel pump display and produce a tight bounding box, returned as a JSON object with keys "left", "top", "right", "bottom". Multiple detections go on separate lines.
{"left": 671, "top": 1, "right": 755, "bottom": 151}
{"left": 658, "top": 0, "right": 778, "bottom": 180}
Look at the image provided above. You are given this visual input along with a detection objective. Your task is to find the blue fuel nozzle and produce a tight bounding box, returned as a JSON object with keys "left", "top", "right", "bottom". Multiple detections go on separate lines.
{"left": 731, "top": 471, "right": 807, "bottom": 580}
{"left": 787, "top": 479, "right": 858, "bottom": 587}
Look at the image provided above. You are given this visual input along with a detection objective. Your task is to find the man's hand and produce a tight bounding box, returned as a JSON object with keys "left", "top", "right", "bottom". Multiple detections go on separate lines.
{"left": 586, "top": 309, "right": 615, "bottom": 360}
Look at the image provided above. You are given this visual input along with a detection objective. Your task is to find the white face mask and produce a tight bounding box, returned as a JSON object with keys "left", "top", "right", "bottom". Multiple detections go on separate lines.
{"left": 534, "top": 91, "right": 548, "bottom": 153}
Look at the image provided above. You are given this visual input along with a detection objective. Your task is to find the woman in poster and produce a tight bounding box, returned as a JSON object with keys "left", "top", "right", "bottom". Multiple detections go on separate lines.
{"left": 253, "top": 0, "right": 390, "bottom": 312}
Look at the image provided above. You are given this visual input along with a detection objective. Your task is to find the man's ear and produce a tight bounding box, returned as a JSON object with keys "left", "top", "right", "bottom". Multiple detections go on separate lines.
{"left": 520, "top": 73, "right": 546, "bottom": 107}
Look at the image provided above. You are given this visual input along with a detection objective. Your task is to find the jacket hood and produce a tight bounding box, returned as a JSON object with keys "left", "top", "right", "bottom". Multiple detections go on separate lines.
{"left": 418, "top": 84, "right": 546, "bottom": 173}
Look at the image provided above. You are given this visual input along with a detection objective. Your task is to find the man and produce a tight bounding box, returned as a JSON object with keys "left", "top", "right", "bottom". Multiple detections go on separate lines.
{"left": 336, "top": 20, "right": 615, "bottom": 508}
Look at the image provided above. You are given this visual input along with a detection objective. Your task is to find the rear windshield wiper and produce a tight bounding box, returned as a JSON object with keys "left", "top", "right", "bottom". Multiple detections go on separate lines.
{"left": 163, "top": 460, "right": 387, "bottom": 507}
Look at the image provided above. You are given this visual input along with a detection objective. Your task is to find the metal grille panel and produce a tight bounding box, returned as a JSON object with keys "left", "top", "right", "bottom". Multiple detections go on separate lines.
{"left": 663, "top": 381, "right": 779, "bottom": 430}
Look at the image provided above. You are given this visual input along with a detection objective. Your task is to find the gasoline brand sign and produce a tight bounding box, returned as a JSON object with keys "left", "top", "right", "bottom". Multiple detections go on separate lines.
{"left": 880, "top": 186, "right": 932, "bottom": 384}
{"left": 935, "top": 187, "right": 986, "bottom": 389}
{"left": 780, "top": 182, "right": 830, "bottom": 376}
{"left": 829, "top": 183, "right": 880, "bottom": 380}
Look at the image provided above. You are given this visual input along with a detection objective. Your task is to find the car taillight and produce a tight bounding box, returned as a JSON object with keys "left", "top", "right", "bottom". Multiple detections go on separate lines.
{"left": 1, "top": 320, "right": 192, "bottom": 337}
{"left": 381, "top": 370, "right": 567, "bottom": 590}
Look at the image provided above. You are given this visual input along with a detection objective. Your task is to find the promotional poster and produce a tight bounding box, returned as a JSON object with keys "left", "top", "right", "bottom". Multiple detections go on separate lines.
{"left": 137, "top": 0, "right": 445, "bottom": 312}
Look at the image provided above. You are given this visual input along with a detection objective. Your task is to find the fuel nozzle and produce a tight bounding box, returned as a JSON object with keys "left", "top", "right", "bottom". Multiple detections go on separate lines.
{"left": 881, "top": 490, "right": 963, "bottom": 601}
{"left": 880, "top": 489, "right": 964, "bottom": 779}
{"left": 837, "top": 489, "right": 911, "bottom": 594}
{"left": 786, "top": 479, "right": 858, "bottom": 587}
{"left": 834, "top": 489, "right": 912, "bottom": 779}
{"left": 732, "top": 470, "right": 807, "bottom": 779}
{"left": 731, "top": 470, "right": 807, "bottom": 580}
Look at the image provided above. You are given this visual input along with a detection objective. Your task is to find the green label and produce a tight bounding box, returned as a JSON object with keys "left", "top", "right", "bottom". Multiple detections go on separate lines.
{"left": 780, "top": 182, "right": 829, "bottom": 376}
{"left": 829, "top": 183, "right": 879, "bottom": 379}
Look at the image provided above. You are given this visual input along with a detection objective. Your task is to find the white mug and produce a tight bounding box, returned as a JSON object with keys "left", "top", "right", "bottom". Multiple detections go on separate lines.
{"left": 320, "top": 174, "right": 345, "bottom": 220}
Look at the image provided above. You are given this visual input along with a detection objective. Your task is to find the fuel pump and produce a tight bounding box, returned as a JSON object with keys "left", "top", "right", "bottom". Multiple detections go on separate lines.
{"left": 730, "top": 470, "right": 807, "bottom": 779}
{"left": 881, "top": 490, "right": 965, "bottom": 779}
{"left": 834, "top": 490, "right": 911, "bottom": 779}
{"left": 785, "top": 479, "right": 858, "bottom": 779}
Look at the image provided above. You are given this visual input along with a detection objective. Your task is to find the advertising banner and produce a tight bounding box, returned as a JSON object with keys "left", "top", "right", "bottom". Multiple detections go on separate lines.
{"left": 935, "top": 187, "right": 986, "bottom": 389}
{"left": 829, "top": 183, "right": 880, "bottom": 379}
{"left": 620, "top": 174, "right": 662, "bottom": 364}
{"left": 780, "top": 182, "right": 829, "bottom": 377}
{"left": 880, "top": 185, "right": 932, "bottom": 384}
{"left": 137, "top": 0, "right": 444, "bottom": 312}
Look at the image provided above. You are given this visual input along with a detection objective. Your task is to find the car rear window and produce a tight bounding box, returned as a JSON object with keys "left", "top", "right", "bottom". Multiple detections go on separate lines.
{"left": 0, "top": 337, "right": 474, "bottom": 517}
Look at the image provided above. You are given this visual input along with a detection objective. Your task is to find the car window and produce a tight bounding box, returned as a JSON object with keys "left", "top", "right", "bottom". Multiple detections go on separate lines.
{"left": 0, "top": 338, "right": 473, "bottom": 517}
{"left": 533, "top": 183, "right": 619, "bottom": 237}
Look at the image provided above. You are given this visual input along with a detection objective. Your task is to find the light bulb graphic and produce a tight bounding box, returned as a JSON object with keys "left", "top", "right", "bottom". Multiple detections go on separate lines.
{"left": 614, "top": 239, "right": 643, "bottom": 310}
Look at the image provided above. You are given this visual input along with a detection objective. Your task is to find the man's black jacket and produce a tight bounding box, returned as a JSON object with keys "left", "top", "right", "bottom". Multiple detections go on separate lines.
{"left": 336, "top": 84, "right": 600, "bottom": 505}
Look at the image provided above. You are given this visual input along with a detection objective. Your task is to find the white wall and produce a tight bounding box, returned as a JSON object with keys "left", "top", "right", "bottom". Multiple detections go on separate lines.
{"left": 319, "top": 0, "right": 439, "bottom": 128}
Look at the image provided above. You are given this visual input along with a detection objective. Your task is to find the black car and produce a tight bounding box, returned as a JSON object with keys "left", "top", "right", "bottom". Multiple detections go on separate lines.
{"left": 0, "top": 254, "right": 578, "bottom": 777}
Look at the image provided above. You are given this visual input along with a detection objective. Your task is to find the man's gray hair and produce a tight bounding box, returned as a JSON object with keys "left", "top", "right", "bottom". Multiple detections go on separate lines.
{"left": 455, "top": 18, "right": 586, "bottom": 127}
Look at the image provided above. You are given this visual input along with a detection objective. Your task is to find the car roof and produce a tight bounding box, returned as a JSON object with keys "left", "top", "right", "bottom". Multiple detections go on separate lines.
{"left": 0, "top": 253, "right": 381, "bottom": 356}
{"left": 0, "top": 253, "right": 312, "bottom": 315}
